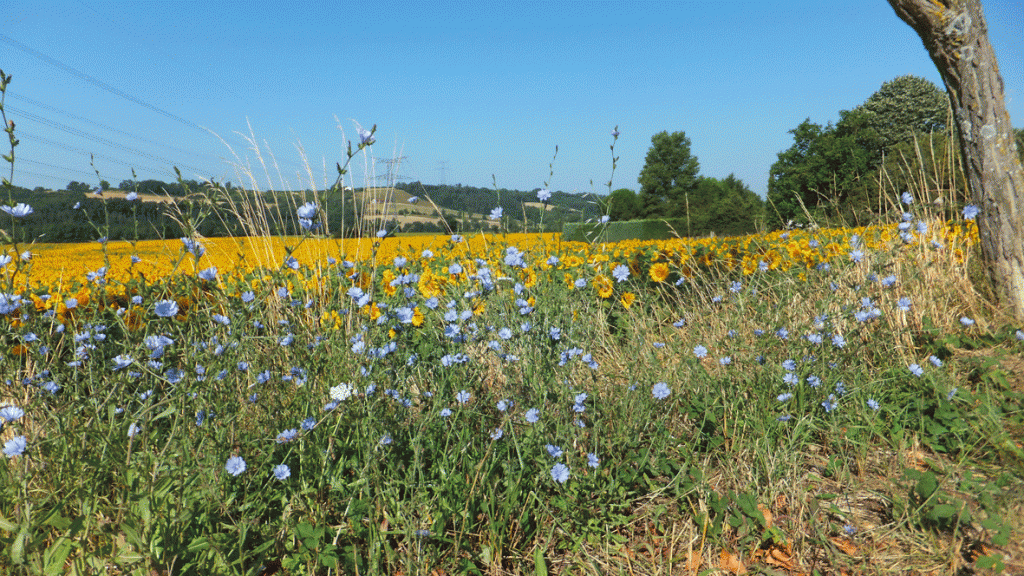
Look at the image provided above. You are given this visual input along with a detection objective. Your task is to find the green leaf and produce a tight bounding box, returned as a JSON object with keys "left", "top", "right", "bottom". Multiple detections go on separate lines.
{"left": 44, "top": 537, "right": 73, "bottom": 576}
{"left": 296, "top": 522, "right": 316, "bottom": 540}
{"left": 320, "top": 550, "right": 338, "bottom": 569}
{"left": 928, "top": 503, "right": 957, "bottom": 520}
{"left": 915, "top": 471, "right": 938, "bottom": 501}
{"left": 533, "top": 547, "right": 548, "bottom": 576}
{"left": 121, "top": 524, "right": 144, "bottom": 551}
{"left": 116, "top": 550, "right": 143, "bottom": 565}
{"left": 980, "top": 517, "right": 1002, "bottom": 530}
{"left": 10, "top": 527, "right": 28, "bottom": 564}
{"left": 0, "top": 516, "right": 17, "bottom": 532}
{"left": 735, "top": 492, "right": 762, "bottom": 523}
{"left": 44, "top": 514, "right": 71, "bottom": 531}
{"left": 976, "top": 553, "right": 1005, "bottom": 571}
{"left": 153, "top": 407, "right": 177, "bottom": 420}
{"left": 993, "top": 524, "right": 1011, "bottom": 547}
{"left": 187, "top": 537, "right": 210, "bottom": 552}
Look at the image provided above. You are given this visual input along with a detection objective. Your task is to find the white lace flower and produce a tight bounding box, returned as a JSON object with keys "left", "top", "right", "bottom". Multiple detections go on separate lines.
{"left": 329, "top": 383, "right": 354, "bottom": 402}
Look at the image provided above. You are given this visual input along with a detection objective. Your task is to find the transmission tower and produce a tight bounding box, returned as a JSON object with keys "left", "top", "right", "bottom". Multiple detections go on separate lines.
{"left": 436, "top": 160, "right": 448, "bottom": 186}
{"left": 374, "top": 155, "right": 409, "bottom": 184}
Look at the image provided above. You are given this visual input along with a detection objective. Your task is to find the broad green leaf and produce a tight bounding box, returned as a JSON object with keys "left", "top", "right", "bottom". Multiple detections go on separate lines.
{"left": 533, "top": 547, "right": 548, "bottom": 576}
{"left": 915, "top": 471, "right": 938, "bottom": 501}
{"left": 44, "top": 537, "right": 73, "bottom": 576}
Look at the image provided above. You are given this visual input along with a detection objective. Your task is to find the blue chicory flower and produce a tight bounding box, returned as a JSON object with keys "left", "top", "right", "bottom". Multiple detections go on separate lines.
{"left": 612, "top": 264, "right": 629, "bottom": 283}
{"left": 225, "top": 455, "right": 246, "bottom": 476}
{"left": 273, "top": 464, "right": 291, "bottom": 480}
{"left": 3, "top": 436, "right": 27, "bottom": 457}
{"left": 154, "top": 300, "right": 179, "bottom": 318}
{"left": 1, "top": 203, "right": 34, "bottom": 218}
{"left": 652, "top": 382, "right": 671, "bottom": 400}
{"left": 550, "top": 463, "right": 570, "bottom": 484}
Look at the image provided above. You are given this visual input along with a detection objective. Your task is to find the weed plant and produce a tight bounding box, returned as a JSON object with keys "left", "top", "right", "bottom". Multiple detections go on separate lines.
{"left": 1, "top": 69, "right": 1023, "bottom": 575}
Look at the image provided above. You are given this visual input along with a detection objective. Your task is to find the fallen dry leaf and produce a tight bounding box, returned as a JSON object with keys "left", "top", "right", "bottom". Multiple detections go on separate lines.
{"left": 751, "top": 543, "right": 798, "bottom": 573}
{"left": 758, "top": 503, "right": 773, "bottom": 529}
{"left": 831, "top": 536, "right": 858, "bottom": 555}
{"left": 719, "top": 549, "right": 748, "bottom": 574}
{"left": 767, "top": 546, "right": 798, "bottom": 571}
{"left": 684, "top": 549, "right": 703, "bottom": 574}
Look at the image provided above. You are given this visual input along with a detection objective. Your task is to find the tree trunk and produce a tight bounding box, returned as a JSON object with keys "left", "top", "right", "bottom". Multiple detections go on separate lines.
{"left": 887, "top": 0, "right": 1024, "bottom": 321}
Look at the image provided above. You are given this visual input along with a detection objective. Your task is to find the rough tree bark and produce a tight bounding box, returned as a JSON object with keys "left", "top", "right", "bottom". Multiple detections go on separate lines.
{"left": 886, "top": 0, "right": 1024, "bottom": 322}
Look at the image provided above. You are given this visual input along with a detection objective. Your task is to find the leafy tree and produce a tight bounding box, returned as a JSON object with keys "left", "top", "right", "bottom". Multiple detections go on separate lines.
{"left": 67, "top": 181, "right": 92, "bottom": 194}
{"left": 871, "top": 129, "right": 968, "bottom": 215}
{"left": 767, "top": 77, "right": 951, "bottom": 228}
{"left": 686, "top": 174, "right": 764, "bottom": 236}
{"left": 709, "top": 174, "right": 765, "bottom": 235}
{"left": 637, "top": 131, "right": 700, "bottom": 218}
{"left": 606, "top": 188, "right": 641, "bottom": 221}
{"left": 767, "top": 115, "right": 883, "bottom": 228}
{"left": 854, "top": 74, "right": 949, "bottom": 149}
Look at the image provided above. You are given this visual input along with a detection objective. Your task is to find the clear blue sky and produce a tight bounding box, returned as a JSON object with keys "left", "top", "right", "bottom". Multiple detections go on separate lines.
{"left": 2, "top": 1, "right": 1021, "bottom": 198}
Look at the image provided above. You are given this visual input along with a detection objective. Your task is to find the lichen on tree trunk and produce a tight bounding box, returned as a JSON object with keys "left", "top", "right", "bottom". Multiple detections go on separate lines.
{"left": 887, "top": 0, "right": 1024, "bottom": 321}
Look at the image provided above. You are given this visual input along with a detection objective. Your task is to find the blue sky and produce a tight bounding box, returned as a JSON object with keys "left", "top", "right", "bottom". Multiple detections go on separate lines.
{"left": 3, "top": 1, "right": 1021, "bottom": 198}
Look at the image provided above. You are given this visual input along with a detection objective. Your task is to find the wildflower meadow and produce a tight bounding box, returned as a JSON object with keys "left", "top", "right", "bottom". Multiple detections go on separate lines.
{"left": 2, "top": 70, "right": 1024, "bottom": 575}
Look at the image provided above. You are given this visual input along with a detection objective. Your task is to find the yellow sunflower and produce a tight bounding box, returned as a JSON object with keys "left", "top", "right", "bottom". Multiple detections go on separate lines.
{"left": 648, "top": 262, "right": 670, "bottom": 283}
{"left": 620, "top": 292, "right": 636, "bottom": 310}
{"left": 594, "top": 274, "right": 614, "bottom": 299}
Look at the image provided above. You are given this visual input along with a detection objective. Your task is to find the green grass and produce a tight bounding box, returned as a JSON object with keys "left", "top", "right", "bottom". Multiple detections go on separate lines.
{"left": 1, "top": 224, "right": 1021, "bottom": 575}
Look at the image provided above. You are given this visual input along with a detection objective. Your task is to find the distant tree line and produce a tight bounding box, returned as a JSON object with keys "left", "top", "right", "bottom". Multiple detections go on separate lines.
{"left": 17, "top": 75, "right": 1005, "bottom": 244}
{"left": 1, "top": 179, "right": 607, "bottom": 243}
{"left": 2, "top": 186, "right": 241, "bottom": 243}
{"left": 393, "top": 182, "right": 603, "bottom": 233}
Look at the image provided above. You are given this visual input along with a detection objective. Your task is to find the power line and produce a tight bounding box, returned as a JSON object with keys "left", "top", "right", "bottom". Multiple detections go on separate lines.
{"left": 19, "top": 157, "right": 96, "bottom": 178}
{"left": 8, "top": 92, "right": 221, "bottom": 165}
{"left": 10, "top": 105, "right": 208, "bottom": 175}
{"left": 375, "top": 155, "right": 410, "bottom": 183}
{"left": 18, "top": 129, "right": 178, "bottom": 178}
{"left": 1, "top": 32, "right": 311, "bottom": 189}
{"left": 9, "top": 167, "right": 74, "bottom": 185}
{"left": 1, "top": 32, "right": 207, "bottom": 133}
{"left": 75, "top": 0, "right": 251, "bottom": 104}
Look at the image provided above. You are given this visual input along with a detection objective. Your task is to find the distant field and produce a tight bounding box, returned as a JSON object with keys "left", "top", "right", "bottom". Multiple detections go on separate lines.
{"left": 93, "top": 189, "right": 179, "bottom": 204}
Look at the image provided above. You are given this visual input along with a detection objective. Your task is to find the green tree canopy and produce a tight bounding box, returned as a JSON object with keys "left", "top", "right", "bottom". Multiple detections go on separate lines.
{"left": 637, "top": 130, "right": 700, "bottom": 218}
{"left": 605, "top": 188, "right": 641, "bottom": 221}
{"left": 767, "top": 75, "right": 954, "bottom": 229}
{"left": 686, "top": 174, "right": 764, "bottom": 236}
{"left": 66, "top": 181, "right": 93, "bottom": 194}
{"left": 854, "top": 74, "right": 949, "bottom": 150}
